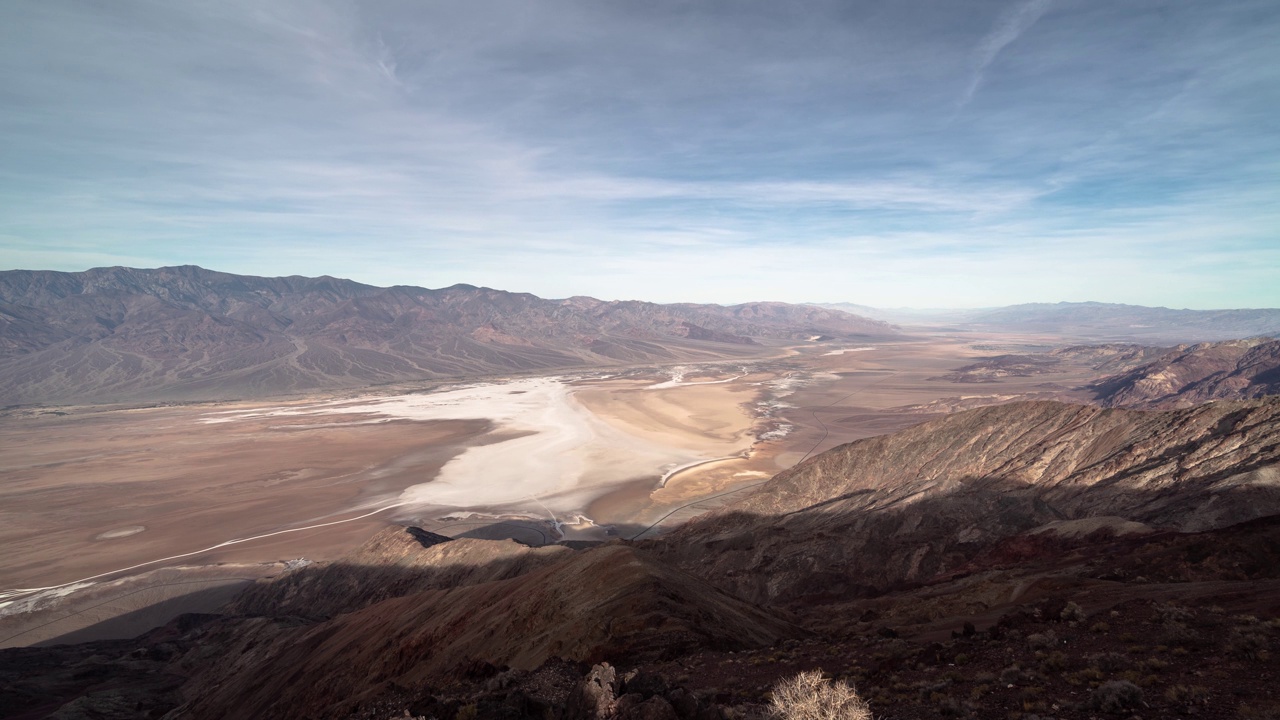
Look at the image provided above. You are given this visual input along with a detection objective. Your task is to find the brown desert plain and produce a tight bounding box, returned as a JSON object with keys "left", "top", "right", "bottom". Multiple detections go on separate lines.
{"left": 0, "top": 332, "right": 1117, "bottom": 647}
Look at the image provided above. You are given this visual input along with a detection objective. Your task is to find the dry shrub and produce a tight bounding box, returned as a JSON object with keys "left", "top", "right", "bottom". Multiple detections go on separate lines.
{"left": 1060, "top": 602, "right": 1086, "bottom": 623}
{"left": 1026, "top": 631, "right": 1058, "bottom": 650}
{"left": 1226, "top": 629, "right": 1271, "bottom": 660}
{"left": 1087, "top": 680, "right": 1144, "bottom": 713}
{"left": 769, "top": 670, "right": 871, "bottom": 720}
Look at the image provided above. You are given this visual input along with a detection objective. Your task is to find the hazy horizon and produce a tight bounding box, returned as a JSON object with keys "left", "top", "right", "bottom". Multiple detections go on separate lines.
{"left": 2, "top": 1, "right": 1277, "bottom": 308}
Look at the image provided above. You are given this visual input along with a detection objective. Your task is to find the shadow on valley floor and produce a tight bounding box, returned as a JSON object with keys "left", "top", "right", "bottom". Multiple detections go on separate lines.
{"left": 23, "top": 581, "right": 255, "bottom": 649}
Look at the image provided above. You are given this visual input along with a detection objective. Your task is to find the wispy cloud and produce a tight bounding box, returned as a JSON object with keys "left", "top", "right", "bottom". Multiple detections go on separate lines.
{"left": 957, "top": 0, "right": 1053, "bottom": 111}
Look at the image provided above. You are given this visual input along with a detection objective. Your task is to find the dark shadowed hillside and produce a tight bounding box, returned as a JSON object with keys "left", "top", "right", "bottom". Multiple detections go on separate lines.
{"left": 167, "top": 543, "right": 799, "bottom": 720}
{"left": 0, "top": 266, "right": 896, "bottom": 405}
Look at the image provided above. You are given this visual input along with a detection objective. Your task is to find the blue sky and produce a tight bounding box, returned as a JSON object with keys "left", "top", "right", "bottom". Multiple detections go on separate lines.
{"left": 1, "top": 0, "right": 1277, "bottom": 307}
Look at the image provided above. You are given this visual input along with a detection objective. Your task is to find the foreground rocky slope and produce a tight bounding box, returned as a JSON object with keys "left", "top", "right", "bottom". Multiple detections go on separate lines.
{"left": 168, "top": 543, "right": 798, "bottom": 720}
{"left": 0, "top": 265, "right": 895, "bottom": 405}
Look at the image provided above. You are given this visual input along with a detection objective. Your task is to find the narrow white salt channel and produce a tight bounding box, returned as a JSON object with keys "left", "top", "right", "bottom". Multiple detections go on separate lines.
{"left": 647, "top": 365, "right": 745, "bottom": 389}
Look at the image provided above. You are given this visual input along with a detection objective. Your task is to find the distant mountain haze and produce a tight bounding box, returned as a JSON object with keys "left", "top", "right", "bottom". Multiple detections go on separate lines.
{"left": 0, "top": 265, "right": 896, "bottom": 405}
{"left": 815, "top": 301, "right": 1280, "bottom": 342}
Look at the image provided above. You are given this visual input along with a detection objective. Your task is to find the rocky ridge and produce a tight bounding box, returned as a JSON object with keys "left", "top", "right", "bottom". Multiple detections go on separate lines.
{"left": 1090, "top": 338, "right": 1280, "bottom": 408}
{"left": 653, "top": 398, "right": 1280, "bottom": 604}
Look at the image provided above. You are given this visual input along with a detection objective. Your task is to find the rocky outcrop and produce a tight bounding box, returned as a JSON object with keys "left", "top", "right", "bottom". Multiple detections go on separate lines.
{"left": 652, "top": 398, "right": 1280, "bottom": 604}
{"left": 565, "top": 663, "right": 620, "bottom": 720}
{"left": 928, "top": 354, "right": 1063, "bottom": 383}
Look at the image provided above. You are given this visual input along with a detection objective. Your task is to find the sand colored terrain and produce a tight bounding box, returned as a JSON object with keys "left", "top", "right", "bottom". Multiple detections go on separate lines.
{"left": 0, "top": 403, "right": 490, "bottom": 590}
{"left": 572, "top": 371, "right": 767, "bottom": 525}
{"left": 573, "top": 378, "right": 757, "bottom": 454}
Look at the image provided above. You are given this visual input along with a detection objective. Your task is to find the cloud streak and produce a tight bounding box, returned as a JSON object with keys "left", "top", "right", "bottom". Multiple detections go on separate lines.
{"left": 957, "top": 0, "right": 1053, "bottom": 111}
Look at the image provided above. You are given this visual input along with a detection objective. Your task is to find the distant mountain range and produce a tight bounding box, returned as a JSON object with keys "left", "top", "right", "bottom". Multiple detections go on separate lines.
{"left": 815, "top": 301, "right": 1280, "bottom": 342}
{"left": 0, "top": 266, "right": 895, "bottom": 405}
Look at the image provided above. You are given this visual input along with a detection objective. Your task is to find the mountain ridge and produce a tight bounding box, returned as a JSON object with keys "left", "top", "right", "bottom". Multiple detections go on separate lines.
{"left": 652, "top": 397, "right": 1280, "bottom": 604}
{"left": 0, "top": 265, "right": 896, "bottom": 405}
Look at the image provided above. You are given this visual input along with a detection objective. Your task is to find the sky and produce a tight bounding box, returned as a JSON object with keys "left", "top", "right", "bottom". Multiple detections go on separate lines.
{"left": 0, "top": 0, "right": 1277, "bottom": 308}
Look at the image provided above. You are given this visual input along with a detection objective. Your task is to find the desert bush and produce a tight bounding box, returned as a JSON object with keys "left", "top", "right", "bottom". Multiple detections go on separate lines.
{"left": 1165, "top": 684, "right": 1209, "bottom": 703}
{"left": 1064, "top": 667, "right": 1104, "bottom": 686}
{"left": 1155, "top": 603, "right": 1193, "bottom": 624}
{"left": 1039, "top": 650, "right": 1070, "bottom": 673}
{"left": 1026, "top": 630, "right": 1058, "bottom": 650}
{"left": 1087, "top": 680, "right": 1144, "bottom": 713}
{"left": 1226, "top": 629, "right": 1271, "bottom": 660}
{"left": 1085, "top": 651, "right": 1128, "bottom": 673}
{"left": 1061, "top": 602, "right": 1086, "bottom": 623}
{"left": 768, "top": 670, "right": 871, "bottom": 720}
{"left": 936, "top": 695, "right": 964, "bottom": 716}
{"left": 1136, "top": 657, "right": 1169, "bottom": 673}
{"left": 1161, "top": 621, "right": 1205, "bottom": 649}
{"left": 999, "top": 665, "right": 1027, "bottom": 685}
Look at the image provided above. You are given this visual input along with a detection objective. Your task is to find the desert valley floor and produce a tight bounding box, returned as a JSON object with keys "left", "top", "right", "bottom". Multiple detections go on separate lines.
{"left": 0, "top": 332, "right": 1115, "bottom": 648}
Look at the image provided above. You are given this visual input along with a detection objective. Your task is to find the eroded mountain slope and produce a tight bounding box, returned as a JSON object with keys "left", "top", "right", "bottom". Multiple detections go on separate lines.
{"left": 1091, "top": 338, "right": 1280, "bottom": 408}
{"left": 653, "top": 398, "right": 1280, "bottom": 604}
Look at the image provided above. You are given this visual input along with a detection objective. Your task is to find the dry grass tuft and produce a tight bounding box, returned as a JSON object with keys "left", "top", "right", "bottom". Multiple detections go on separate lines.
{"left": 769, "top": 670, "right": 872, "bottom": 720}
